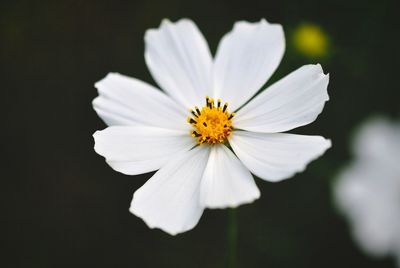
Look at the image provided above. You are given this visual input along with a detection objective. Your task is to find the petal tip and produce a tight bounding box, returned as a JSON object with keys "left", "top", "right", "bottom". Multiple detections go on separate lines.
{"left": 314, "top": 136, "right": 332, "bottom": 157}
{"left": 324, "top": 138, "right": 333, "bottom": 150}
{"left": 177, "top": 17, "right": 194, "bottom": 25}
{"left": 202, "top": 187, "right": 261, "bottom": 209}
{"left": 161, "top": 18, "right": 171, "bottom": 24}
{"left": 314, "top": 64, "right": 329, "bottom": 79}
{"left": 325, "top": 72, "right": 330, "bottom": 79}
{"left": 91, "top": 96, "right": 100, "bottom": 108}
{"left": 92, "top": 130, "right": 101, "bottom": 139}
{"left": 129, "top": 201, "right": 181, "bottom": 236}
{"left": 92, "top": 130, "right": 105, "bottom": 154}
{"left": 259, "top": 18, "right": 269, "bottom": 25}
{"left": 94, "top": 72, "right": 120, "bottom": 88}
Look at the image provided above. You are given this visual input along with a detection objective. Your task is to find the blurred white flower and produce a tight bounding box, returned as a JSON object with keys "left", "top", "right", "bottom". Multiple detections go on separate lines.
{"left": 93, "top": 18, "right": 331, "bottom": 235}
{"left": 334, "top": 117, "right": 400, "bottom": 265}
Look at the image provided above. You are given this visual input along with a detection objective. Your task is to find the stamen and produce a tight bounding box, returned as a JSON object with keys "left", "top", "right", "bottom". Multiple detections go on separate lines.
{"left": 187, "top": 118, "right": 197, "bottom": 125}
{"left": 187, "top": 96, "right": 235, "bottom": 145}
{"left": 191, "top": 131, "right": 201, "bottom": 137}
{"left": 190, "top": 109, "right": 198, "bottom": 118}
{"left": 222, "top": 102, "right": 228, "bottom": 113}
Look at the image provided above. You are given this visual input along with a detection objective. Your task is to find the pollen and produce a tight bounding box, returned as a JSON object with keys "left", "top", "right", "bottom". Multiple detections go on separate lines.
{"left": 187, "top": 97, "right": 235, "bottom": 145}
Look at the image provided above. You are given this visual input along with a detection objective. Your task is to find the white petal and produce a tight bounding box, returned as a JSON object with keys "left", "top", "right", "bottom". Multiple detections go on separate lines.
{"left": 93, "top": 73, "right": 188, "bottom": 131}
{"left": 229, "top": 131, "right": 331, "bottom": 182}
{"left": 213, "top": 19, "right": 285, "bottom": 111}
{"left": 145, "top": 19, "right": 213, "bottom": 108}
{"left": 200, "top": 144, "right": 260, "bottom": 209}
{"left": 234, "top": 64, "right": 329, "bottom": 133}
{"left": 93, "top": 126, "right": 195, "bottom": 175}
{"left": 130, "top": 146, "right": 210, "bottom": 235}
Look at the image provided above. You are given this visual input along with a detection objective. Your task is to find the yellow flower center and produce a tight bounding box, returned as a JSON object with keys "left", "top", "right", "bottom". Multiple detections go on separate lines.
{"left": 187, "top": 97, "right": 235, "bottom": 145}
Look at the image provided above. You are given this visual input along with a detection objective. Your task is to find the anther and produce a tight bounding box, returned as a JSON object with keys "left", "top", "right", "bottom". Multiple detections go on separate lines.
{"left": 190, "top": 109, "right": 198, "bottom": 118}
{"left": 195, "top": 106, "right": 201, "bottom": 115}
{"left": 205, "top": 96, "right": 210, "bottom": 105}
{"left": 228, "top": 112, "right": 236, "bottom": 120}
{"left": 217, "top": 99, "right": 221, "bottom": 108}
{"left": 191, "top": 131, "right": 201, "bottom": 137}
{"left": 222, "top": 102, "right": 228, "bottom": 112}
{"left": 187, "top": 118, "right": 197, "bottom": 124}
{"left": 203, "top": 122, "right": 207, "bottom": 127}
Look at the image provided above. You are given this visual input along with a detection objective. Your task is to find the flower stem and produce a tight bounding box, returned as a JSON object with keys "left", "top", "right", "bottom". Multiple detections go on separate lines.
{"left": 226, "top": 208, "right": 238, "bottom": 268}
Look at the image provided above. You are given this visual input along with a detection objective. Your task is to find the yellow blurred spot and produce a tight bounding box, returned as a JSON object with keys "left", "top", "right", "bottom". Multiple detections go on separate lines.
{"left": 293, "top": 23, "right": 328, "bottom": 58}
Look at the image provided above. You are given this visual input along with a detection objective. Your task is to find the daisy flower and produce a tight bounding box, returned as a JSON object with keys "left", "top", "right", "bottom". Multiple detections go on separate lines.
{"left": 93, "top": 18, "right": 331, "bottom": 235}
{"left": 334, "top": 117, "right": 400, "bottom": 265}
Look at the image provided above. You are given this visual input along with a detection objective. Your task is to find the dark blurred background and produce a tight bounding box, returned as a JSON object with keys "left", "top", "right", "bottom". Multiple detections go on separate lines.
{"left": 1, "top": 0, "right": 399, "bottom": 267}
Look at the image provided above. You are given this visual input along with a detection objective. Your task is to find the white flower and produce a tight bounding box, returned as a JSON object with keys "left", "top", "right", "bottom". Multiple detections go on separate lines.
{"left": 334, "top": 117, "right": 400, "bottom": 265}
{"left": 93, "top": 18, "right": 331, "bottom": 235}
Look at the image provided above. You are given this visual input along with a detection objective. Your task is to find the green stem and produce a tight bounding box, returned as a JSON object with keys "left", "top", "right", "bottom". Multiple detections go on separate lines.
{"left": 226, "top": 208, "right": 238, "bottom": 268}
